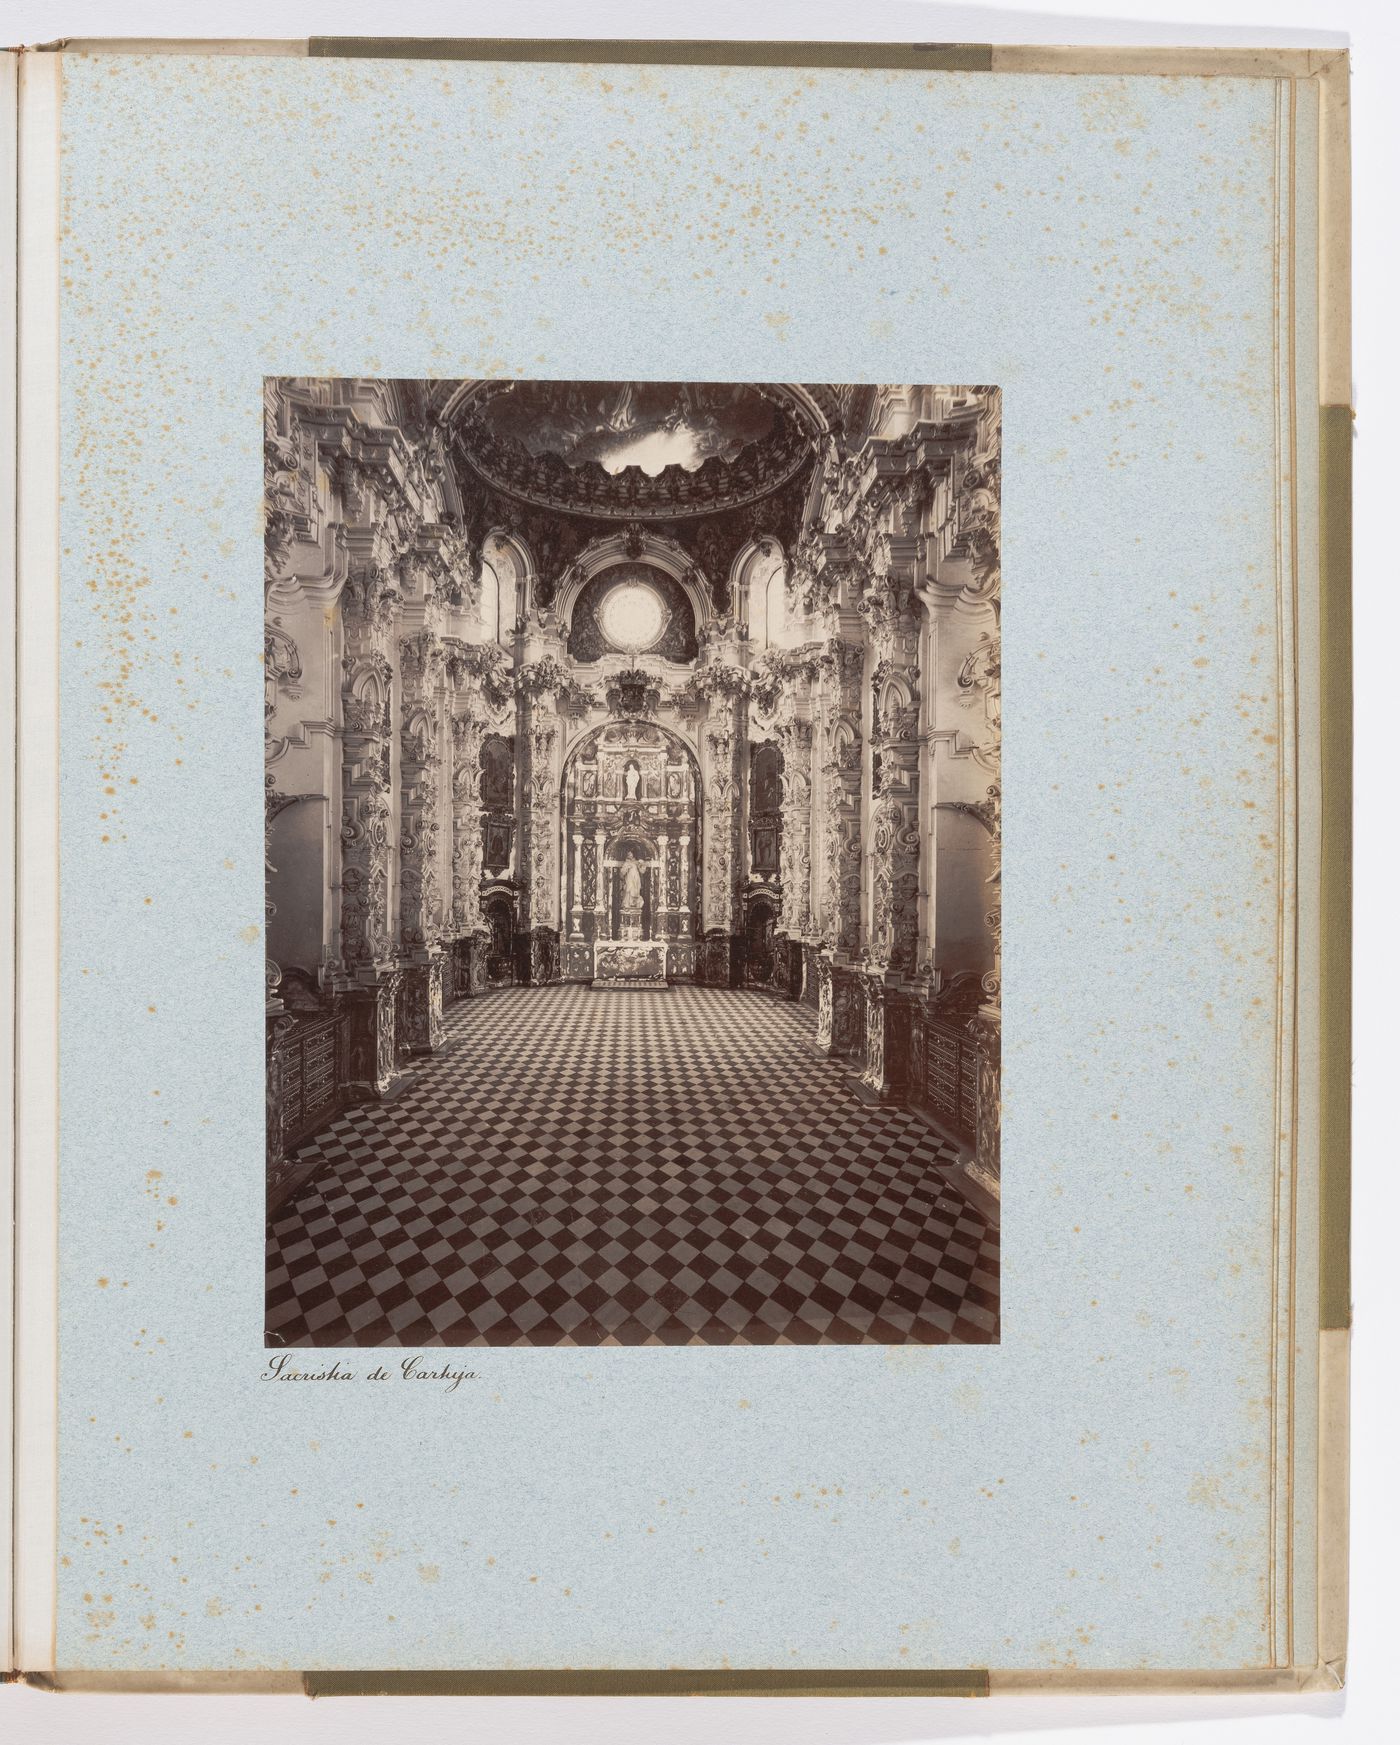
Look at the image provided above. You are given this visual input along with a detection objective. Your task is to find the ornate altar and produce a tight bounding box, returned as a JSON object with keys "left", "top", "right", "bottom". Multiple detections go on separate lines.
{"left": 592, "top": 941, "right": 668, "bottom": 990}
{"left": 561, "top": 717, "right": 700, "bottom": 985}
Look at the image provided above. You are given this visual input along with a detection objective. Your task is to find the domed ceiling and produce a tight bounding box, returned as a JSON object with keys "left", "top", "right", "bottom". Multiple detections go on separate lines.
{"left": 430, "top": 379, "right": 840, "bottom": 613}
{"left": 447, "top": 380, "right": 824, "bottom": 521}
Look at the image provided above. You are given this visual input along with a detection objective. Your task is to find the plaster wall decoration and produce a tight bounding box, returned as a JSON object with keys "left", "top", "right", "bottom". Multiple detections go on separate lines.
{"left": 868, "top": 793, "right": 922, "bottom": 974}
{"left": 817, "top": 634, "right": 866, "bottom": 957}
{"left": 605, "top": 667, "right": 663, "bottom": 719}
{"left": 863, "top": 980, "right": 886, "bottom": 1088}
{"left": 338, "top": 793, "right": 392, "bottom": 969}
{"left": 449, "top": 711, "right": 487, "bottom": 935}
{"left": 815, "top": 955, "right": 835, "bottom": 1050}
{"left": 444, "top": 642, "right": 512, "bottom": 941}
{"left": 681, "top": 661, "right": 750, "bottom": 707}
{"left": 398, "top": 634, "right": 448, "bottom": 951}
{"left": 264, "top": 622, "right": 304, "bottom": 721}
{"left": 747, "top": 641, "right": 823, "bottom": 722}
{"left": 784, "top": 530, "right": 827, "bottom": 617}
{"left": 398, "top": 714, "right": 444, "bottom": 950}
{"left": 337, "top": 568, "right": 399, "bottom": 982}
{"left": 773, "top": 714, "right": 814, "bottom": 935}
{"left": 521, "top": 711, "right": 561, "bottom": 934}
{"left": 944, "top": 408, "right": 1003, "bottom": 1031}
{"left": 263, "top": 427, "right": 305, "bottom": 590}
{"left": 702, "top": 709, "right": 745, "bottom": 936}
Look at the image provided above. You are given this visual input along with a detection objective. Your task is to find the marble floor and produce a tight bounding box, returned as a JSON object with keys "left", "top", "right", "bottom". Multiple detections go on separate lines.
{"left": 266, "top": 985, "right": 1000, "bottom": 1347}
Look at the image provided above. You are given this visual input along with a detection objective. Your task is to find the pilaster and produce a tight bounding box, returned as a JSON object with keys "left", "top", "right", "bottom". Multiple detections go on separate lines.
{"left": 398, "top": 628, "right": 447, "bottom": 1055}
{"left": 445, "top": 640, "right": 511, "bottom": 1000}
{"left": 817, "top": 632, "right": 865, "bottom": 959}
{"left": 813, "top": 953, "right": 864, "bottom": 1062}
{"left": 687, "top": 663, "right": 749, "bottom": 985}
{"left": 337, "top": 561, "right": 402, "bottom": 1091}
{"left": 516, "top": 657, "right": 572, "bottom": 984}
{"left": 775, "top": 713, "right": 814, "bottom": 937}
{"left": 855, "top": 971, "right": 913, "bottom": 1104}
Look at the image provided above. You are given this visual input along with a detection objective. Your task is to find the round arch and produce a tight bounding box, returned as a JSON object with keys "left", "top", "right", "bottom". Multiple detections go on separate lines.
{"left": 558, "top": 716, "right": 704, "bottom": 983}
{"left": 559, "top": 715, "right": 703, "bottom": 799}
{"left": 731, "top": 537, "right": 788, "bottom": 646}
{"left": 480, "top": 529, "right": 536, "bottom": 633}
{"left": 556, "top": 529, "right": 715, "bottom": 645}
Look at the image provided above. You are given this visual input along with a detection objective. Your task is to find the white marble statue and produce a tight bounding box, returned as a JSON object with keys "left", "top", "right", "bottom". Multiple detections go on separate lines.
{"left": 619, "top": 852, "right": 644, "bottom": 939}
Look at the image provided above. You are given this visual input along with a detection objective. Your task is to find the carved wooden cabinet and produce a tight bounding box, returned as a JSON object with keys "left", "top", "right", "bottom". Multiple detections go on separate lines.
{"left": 921, "top": 1016, "right": 981, "bottom": 1145}
{"left": 281, "top": 1009, "right": 348, "bottom": 1152}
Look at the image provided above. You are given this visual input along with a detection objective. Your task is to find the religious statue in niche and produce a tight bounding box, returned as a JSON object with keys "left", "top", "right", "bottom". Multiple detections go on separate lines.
{"left": 619, "top": 851, "right": 644, "bottom": 940}
{"left": 624, "top": 759, "right": 642, "bottom": 801}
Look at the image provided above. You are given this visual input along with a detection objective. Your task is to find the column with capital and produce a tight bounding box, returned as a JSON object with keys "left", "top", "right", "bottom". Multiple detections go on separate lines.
{"left": 677, "top": 830, "right": 692, "bottom": 933}
{"left": 593, "top": 824, "right": 607, "bottom": 949}
{"left": 570, "top": 828, "right": 584, "bottom": 939}
{"left": 655, "top": 827, "right": 671, "bottom": 945}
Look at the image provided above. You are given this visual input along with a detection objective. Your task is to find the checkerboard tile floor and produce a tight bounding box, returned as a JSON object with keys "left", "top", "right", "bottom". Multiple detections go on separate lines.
{"left": 266, "top": 985, "right": 999, "bottom": 1347}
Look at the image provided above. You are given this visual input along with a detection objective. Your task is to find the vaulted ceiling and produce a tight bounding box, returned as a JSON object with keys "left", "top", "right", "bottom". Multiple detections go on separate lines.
{"left": 422, "top": 380, "right": 842, "bottom": 611}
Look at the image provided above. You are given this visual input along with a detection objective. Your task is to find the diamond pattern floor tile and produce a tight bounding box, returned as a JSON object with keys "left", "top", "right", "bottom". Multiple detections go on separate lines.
{"left": 266, "top": 985, "right": 999, "bottom": 1347}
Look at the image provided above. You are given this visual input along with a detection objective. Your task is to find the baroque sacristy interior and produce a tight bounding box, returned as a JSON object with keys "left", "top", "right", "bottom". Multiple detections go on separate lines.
{"left": 264, "top": 380, "right": 1002, "bottom": 1348}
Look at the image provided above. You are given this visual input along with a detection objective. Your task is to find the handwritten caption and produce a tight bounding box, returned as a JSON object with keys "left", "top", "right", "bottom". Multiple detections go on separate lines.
{"left": 261, "top": 1353, "right": 479, "bottom": 1393}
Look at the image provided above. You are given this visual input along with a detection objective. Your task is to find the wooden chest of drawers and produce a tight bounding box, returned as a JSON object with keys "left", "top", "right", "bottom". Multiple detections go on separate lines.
{"left": 921, "top": 1017, "right": 980, "bottom": 1144}
{"left": 281, "top": 1011, "right": 347, "bottom": 1151}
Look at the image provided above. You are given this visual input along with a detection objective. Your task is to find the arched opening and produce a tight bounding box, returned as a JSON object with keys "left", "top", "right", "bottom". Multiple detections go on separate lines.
{"left": 479, "top": 558, "right": 500, "bottom": 642}
{"left": 744, "top": 894, "right": 778, "bottom": 987}
{"left": 481, "top": 888, "right": 517, "bottom": 986}
{"left": 765, "top": 567, "right": 786, "bottom": 643}
{"left": 566, "top": 563, "right": 699, "bottom": 663}
{"left": 560, "top": 719, "right": 701, "bottom": 985}
{"left": 739, "top": 542, "right": 787, "bottom": 647}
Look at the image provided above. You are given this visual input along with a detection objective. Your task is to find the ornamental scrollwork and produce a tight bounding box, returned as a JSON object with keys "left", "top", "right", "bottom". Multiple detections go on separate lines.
{"left": 264, "top": 622, "right": 303, "bottom": 720}
{"left": 605, "top": 668, "right": 662, "bottom": 719}
{"left": 264, "top": 431, "right": 303, "bottom": 587}
{"left": 682, "top": 662, "right": 749, "bottom": 704}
